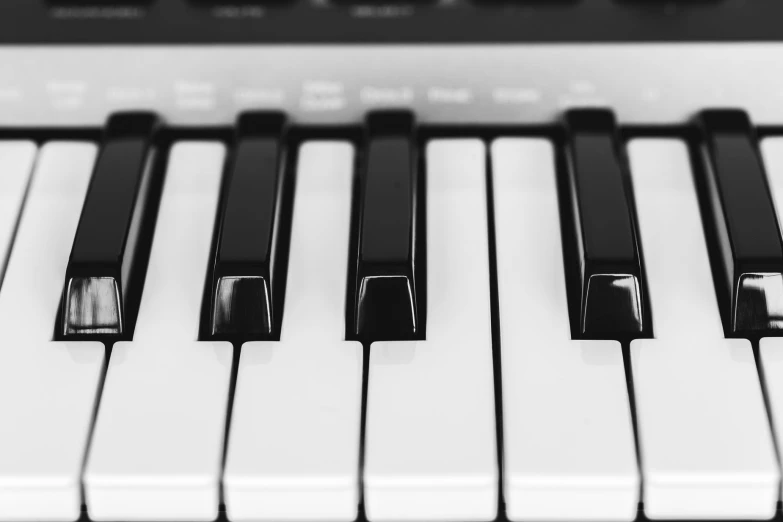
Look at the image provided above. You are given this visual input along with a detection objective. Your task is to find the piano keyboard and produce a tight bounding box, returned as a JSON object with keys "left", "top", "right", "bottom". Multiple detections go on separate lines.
{"left": 1, "top": 107, "right": 783, "bottom": 522}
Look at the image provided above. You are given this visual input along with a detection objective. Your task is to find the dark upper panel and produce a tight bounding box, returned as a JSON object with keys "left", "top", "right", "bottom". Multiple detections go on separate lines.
{"left": 0, "top": 0, "right": 780, "bottom": 44}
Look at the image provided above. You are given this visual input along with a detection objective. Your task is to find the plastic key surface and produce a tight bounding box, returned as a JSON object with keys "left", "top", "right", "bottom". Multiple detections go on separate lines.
{"left": 223, "top": 142, "right": 363, "bottom": 522}
{"left": 210, "top": 112, "right": 287, "bottom": 340}
{"left": 0, "top": 141, "right": 35, "bottom": 283}
{"left": 84, "top": 142, "right": 233, "bottom": 521}
{"left": 62, "top": 112, "right": 160, "bottom": 338}
{"left": 354, "top": 111, "right": 420, "bottom": 341}
{"left": 628, "top": 139, "right": 779, "bottom": 519}
{"left": 756, "top": 136, "right": 783, "bottom": 501}
{"left": 0, "top": 142, "right": 105, "bottom": 521}
{"left": 364, "top": 140, "right": 497, "bottom": 522}
{"left": 563, "top": 109, "right": 644, "bottom": 337}
{"left": 697, "top": 110, "right": 783, "bottom": 334}
{"left": 492, "top": 137, "right": 638, "bottom": 521}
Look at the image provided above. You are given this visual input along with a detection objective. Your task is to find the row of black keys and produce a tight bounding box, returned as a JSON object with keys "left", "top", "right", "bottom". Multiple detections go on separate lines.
{"left": 58, "top": 107, "right": 780, "bottom": 345}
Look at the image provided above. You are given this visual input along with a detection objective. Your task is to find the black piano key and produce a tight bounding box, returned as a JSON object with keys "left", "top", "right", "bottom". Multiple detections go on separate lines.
{"left": 563, "top": 109, "right": 644, "bottom": 337}
{"left": 697, "top": 109, "right": 783, "bottom": 334}
{"left": 354, "top": 111, "right": 420, "bottom": 341}
{"left": 62, "top": 112, "right": 160, "bottom": 337}
{"left": 209, "top": 111, "right": 287, "bottom": 340}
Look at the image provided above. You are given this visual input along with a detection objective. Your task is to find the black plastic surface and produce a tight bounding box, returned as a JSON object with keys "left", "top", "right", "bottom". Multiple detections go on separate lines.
{"left": 354, "top": 110, "right": 420, "bottom": 341}
{"left": 697, "top": 109, "right": 783, "bottom": 334}
{"left": 209, "top": 111, "right": 287, "bottom": 340}
{"left": 0, "top": 0, "right": 780, "bottom": 44}
{"left": 563, "top": 109, "right": 645, "bottom": 338}
{"left": 63, "top": 111, "right": 160, "bottom": 338}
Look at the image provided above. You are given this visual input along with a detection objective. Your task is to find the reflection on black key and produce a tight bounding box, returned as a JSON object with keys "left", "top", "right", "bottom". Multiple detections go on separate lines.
{"left": 209, "top": 112, "right": 287, "bottom": 340}
{"left": 62, "top": 112, "right": 160, "bottom": 337}
{"left": 698, "top": 109, "right": 783, "bottom": 333}
{"left": 563, "top": 109, "right": 644, "bottom": 337}
{"left": 355, "top": 111, "right": 419, "bottom": 341}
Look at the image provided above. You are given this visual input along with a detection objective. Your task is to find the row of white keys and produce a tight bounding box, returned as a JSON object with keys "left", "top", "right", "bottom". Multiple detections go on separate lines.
{"left": 223, "top": 142, "right": 363, "bottom": 522}
{"left": 0, "top": 142, "right": 105, "bottom": 521}
{"left": 758, "top": 138, "right": 783, "bottom": 503}
{"left": 364, "top": 140, "right": 498, "bottom": 522}
{"left": 84, "top": 142, "right": 233, "bottom": 521}
{"left": 627, "top": 139, "right": 779, "bottom": 519}
{"left": 491, "top": 138, "right": 639, "bottom": 521}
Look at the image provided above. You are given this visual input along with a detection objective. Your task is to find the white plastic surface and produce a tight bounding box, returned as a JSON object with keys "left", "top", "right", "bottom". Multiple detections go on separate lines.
{"left": 0, "top": 142, "right": 35, "bottom": 284}
{"left": 759, "top": 337, "right": 783, "bottom": 502}
{"left": 2, "top": 45, "right": 783, "bottom": 126}
{"left": 0, "top": 142, "right": 105, "bottom": 521}
{"left": 628, "top": 139, "right": 779, "bottom": 520}
{"left": 364, "top": 140, "right": 497, "bottom": 522}
{"left": 491, "top": 138, "right": 639, "bottom": 521}
{"left": 84, "top": 142, "right": 233, "bottom": 521}
{"left": 757, "top": 137, "right": 783, "bottom": 502}
{"left": 223, "top": 142, "right": 363, "bottom": 522}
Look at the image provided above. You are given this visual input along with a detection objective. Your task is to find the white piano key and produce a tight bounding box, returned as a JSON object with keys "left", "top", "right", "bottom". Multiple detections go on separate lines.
{"left": 491, "top": 138, "right": 638, "bottom": 521}
{"left": 364, "top": 139, "right": 497, "bottom": 522}
{"left": 628, "top": 139, "right": 779, "bottom": 520}
{"left": 759, "top": 338, "right": 783, "bottom": 502}
{"left": 0, "top": 142, "right": 105, "bottom": 521}
{"left": 84, "top": 142, "right": 233, "bottom": 521}
{"left": 0, "top": 142, "right": 35, "bottom": 282}
{"left": 223, "top": 142, "right": 362, "bottom": 522}
{"left": 757, "top": 136, "right": 783, "bottom": 501}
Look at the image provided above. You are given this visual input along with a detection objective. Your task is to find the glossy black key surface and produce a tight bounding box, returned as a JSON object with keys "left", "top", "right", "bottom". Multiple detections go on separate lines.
{"left": 354, "top": 111, "right": 420, "bottom": 341}
{"left": 698, "top": 109, "right": 783, "bottom": 333}
{"left": 62, "top": 112, "right": 159, "bottom": 337}
{"left": 563, "top": 109, "right": 644, "bottom": 337}
{"left": 209, "top": 112, "right": 287, "bottom": 340}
